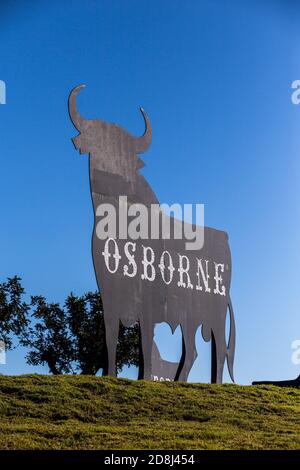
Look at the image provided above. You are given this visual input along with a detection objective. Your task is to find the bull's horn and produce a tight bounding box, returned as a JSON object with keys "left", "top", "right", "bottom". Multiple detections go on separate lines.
{"left": 134, "top": 107, "right": 152, "bottom": 153}
{"left": 68, "top": 84, "right": 86, "bottom": 131}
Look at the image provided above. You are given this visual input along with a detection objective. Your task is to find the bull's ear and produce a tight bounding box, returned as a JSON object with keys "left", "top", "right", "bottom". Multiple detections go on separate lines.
{"left": 137, "top": 158, "right": 145, "bottom": 169}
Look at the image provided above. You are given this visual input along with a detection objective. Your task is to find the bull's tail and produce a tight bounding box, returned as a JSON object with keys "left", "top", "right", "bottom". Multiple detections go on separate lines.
{"left": 227, "top": 296, "right": 236, "bottom": 383}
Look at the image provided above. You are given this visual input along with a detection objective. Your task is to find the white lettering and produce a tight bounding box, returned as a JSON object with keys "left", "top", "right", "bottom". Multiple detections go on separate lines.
{"left": 158, "top": 250, "right": 175, "bottom": 285}
{"left": 291, "top": 80, "right": 300, "bottom": 105}
{"left": 128, "top": 203, "right": 148, "bottom": 240}
{"left": 213, "top": 262, "right": 226, "bottom": 296}
{"left": 100, "top": 243, "right": 229, "bottom": 296}
{"left": 123, "top": 242, "right": 137, "bottom": 278}
{"left": 96, "top": 204, "right": 116, "bottom": 239}
{"left": 102, "top": 238, "right": 121, "bottom": 274}
{"left": 196, "top": 258, "right": 211, "bottom": 292}
{"left": 291, "top": 340, "right": 300, "bottom": 365}
{"left": 177, "top": 254, "right": 193, "bottom": 289}
{"left": 141, "top": 245, "right": 155, "bottom": 281}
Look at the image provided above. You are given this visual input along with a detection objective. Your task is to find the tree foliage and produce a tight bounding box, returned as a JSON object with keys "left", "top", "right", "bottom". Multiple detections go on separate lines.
{"left": 21, "top": 291, "right": 140, "bottom": 375}
{"left": 0, "top": 276, "right": 29, "bottom": 349}
{"left": 21, "top": 296, "right": 74, "bottom": 375}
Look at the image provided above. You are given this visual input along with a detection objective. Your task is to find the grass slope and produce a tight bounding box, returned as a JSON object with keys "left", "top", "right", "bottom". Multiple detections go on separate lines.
{"left": 0, "top": 375, "right": 299, "bottom": 450}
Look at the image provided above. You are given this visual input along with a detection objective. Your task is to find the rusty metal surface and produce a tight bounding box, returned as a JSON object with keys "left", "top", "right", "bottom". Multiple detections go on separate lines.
{"left": 69, "top": 84, "right": 236, "bottom": 383}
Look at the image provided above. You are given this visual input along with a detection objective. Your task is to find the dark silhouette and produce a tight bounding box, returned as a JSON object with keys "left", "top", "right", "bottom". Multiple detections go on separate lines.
{"left": 253, "top": 375, "right": 300, "bottom": 388}
{"left": 151, "top": 342, "right": 179, "bottom": 381}
{"left": 69, "top": 84, "right": 236, "bottom": 383}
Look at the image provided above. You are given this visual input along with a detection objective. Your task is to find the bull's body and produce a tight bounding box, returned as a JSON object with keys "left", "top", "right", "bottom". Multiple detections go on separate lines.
{"left": 69, "top": 85, "right": 236, "bottom": 383}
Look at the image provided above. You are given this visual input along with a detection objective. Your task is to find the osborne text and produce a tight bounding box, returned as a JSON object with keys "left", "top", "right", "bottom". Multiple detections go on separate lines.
{"left": 101, "top": 238, "right": 227, "bottom": 296}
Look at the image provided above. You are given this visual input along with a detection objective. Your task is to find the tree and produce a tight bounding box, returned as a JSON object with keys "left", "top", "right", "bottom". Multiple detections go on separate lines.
{"left": 66, "top": 292, "right": 106, "bottom": 375}
{"left": 0, "top": 276, "right": 29, "bottom": 350}
{"left": 21, "top": 296, "right": 74, "bottom": 375}
{"left": 22, "top": 291, "right": 140, "bottom": 375}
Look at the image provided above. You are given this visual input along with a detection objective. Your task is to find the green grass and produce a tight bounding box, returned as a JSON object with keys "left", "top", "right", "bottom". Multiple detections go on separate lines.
{"left": 0, "top": 375, "right": 299, "bottom": 449}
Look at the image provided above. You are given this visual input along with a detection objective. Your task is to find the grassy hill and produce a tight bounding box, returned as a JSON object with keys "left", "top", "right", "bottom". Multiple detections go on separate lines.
{"left": 0, "top": 375, "right": 299, "bottom": 450}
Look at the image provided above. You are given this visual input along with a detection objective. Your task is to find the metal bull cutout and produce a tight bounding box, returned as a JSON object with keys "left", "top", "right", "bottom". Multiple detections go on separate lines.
{"left": 68, "top": 85, "right": 236, "bottom": 383}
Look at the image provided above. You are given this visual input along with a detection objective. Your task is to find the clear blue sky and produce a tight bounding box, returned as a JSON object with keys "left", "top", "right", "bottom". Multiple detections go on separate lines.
{"left": 0, "top": 0, "right": 300, "bottom": 384}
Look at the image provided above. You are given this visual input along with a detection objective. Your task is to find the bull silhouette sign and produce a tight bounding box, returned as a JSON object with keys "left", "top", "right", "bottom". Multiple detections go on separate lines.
{"left": 69, "top": 85, "right": 236, "bottom": 383}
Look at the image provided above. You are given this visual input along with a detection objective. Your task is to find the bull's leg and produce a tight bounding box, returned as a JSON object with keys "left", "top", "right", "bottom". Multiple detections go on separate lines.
{"left": 139, "top": 320, "right": 154, "bottom": 380}
{"left": 211, "top": 328, "right": 227, "bottom": 384}
{"left": 175, "top": 325, "right": 197, "bottom": 382}
{"left": 103, "top": 316, "right": 119, "bottom": 377}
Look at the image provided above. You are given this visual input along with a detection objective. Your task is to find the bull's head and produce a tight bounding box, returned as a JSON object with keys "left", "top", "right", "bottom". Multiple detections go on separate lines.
{"left": 68, "top": 85, "right": 152, "bottom": 182}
